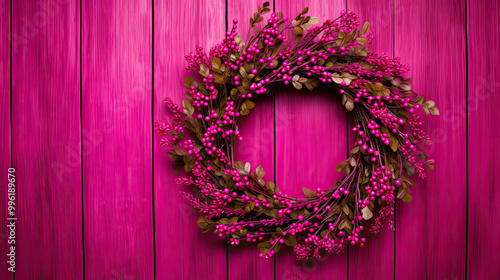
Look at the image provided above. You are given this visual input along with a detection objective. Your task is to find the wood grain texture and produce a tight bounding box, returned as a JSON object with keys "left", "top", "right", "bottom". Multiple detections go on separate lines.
{"left": 153, "top": 0, "right": 227, "bottom": 279}
{"left": 82, "top": 1, "right": 153, "bottom": 279}
{"left": 12, "top": 0, "right": 82, "bottom": 278}
{"left": 394, "top": 0, "right": 467, "bottom": 279}
{"left": 227, "top": 1, "right": 275, "bottom": 279}
{"left": 274, "top": 1, "right": 348, "bottom": 279}
{"left": 467, "top": 0, "right": 500, "bottom": 278}
{"left": 0, "top": 1, "right": 12, "bottom": 279}
{"left": 1, "top": 0, "right": 491, "bottom": 277}
{"left": 346, "top": 1, "right": 395, "bottom": 279}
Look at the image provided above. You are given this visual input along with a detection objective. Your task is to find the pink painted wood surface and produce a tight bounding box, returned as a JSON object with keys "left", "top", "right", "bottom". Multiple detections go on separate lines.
{"left": 12, "top": 0, "right": 83, "bottom": 279}
{"left": 346, "top": 1, "right": 395, "bottom": 279}
{"left": 228, "top": 1, "right": 275, "bottom": 279}
{"left": 82, "top": 1, "right": 153, "bottom": 279}
{"left": 274, "top": 1, "right": 348, "bottom": 279}
{"left": 0, "top": 1, "right": 12, "bottom": 279}
{"left": 467, "top": 0, "right": 500, "bottom": 278}
{"left": 395, "top": 0, "right": 467, "bottom": 279}
{"left": 153, "top": 1, "right": 227, "bottom": 279}
{"left": 4, "top": 0, "right": 500, "bottom": 278}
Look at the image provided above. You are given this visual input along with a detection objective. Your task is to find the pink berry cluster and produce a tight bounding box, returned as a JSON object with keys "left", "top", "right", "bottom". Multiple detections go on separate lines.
{"left": 157, "top": 2, "right": 438, "bottom": 260}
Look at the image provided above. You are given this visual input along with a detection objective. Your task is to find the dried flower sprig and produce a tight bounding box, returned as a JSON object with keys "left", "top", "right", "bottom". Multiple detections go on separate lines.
{"left": 157, "top": 2, "right": 438, "bottom": 260}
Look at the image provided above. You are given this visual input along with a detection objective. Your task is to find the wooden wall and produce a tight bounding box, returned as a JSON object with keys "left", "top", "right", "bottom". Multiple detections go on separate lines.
{"left": 1, "top": 0, "right": 498, "bottom": 279}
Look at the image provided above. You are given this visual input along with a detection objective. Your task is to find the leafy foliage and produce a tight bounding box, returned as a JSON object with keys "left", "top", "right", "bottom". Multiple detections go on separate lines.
{"left": 156, "top": 2, "right": 438, "bottom": 260}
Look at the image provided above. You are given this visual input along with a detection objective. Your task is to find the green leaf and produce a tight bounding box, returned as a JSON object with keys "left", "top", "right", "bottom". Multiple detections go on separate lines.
{"left": 400, "top": 83, "right": 411, "bottom": 91}
{"left": 345, "top": 100, "right": 354, "bottom": 111}
{"left": 426, "top": 159, "right": 435, "bottom": 171}
{"left": 356, "top": 37, "right": 367, "bottom": 44}
{"left": 302, "top": 187, "right": 316, "bottom": 198}
{"left": 361, "top": 206, "right": 373, "bottom": 220}
{"left": 338, "top": 219, "right": 350, "bottom": 230}
{"left": 422, "top": 106, "right": 430, "bottom": 115}
{"left": 263, "top": 208, "right": 279, "bottom": 218}
{"left": 309, "top": 17, "right": 319, "bottom": 25}
{"left": 292, "top": 81, "right": 303, "bottom": 90}
{"left": 273, "top": 243, "right": 282, "bottom": 253}
{"left": 197, "top": 216, "right": 214, "bottom": 232}
{"left": 417, "top": 154, "right": 428, "bottom": 160}
{"left": 234, "top": 35, "right": 242, "bottom": 44}
{"left": 265, "top": 181, "right": 279, "bottom": 194}
{"left": 257, "top": 241, "right": 271, "bottom": 255}
{"left": 174, "top": 147, "right": 187, "bottom": 156}
{"left": 389, "top": 135, "right": 399, "bottom": 152}
{"left": 244, "top": 162, "right": 251, "bottom": 173}
{"left": 166, "top": 150, "right": 182, "bottom": 162}
{"left": 331, "top": 73, "right": 343, "bottom": 84}
{"left": 406, "top": 166, "right": 415, "bottom": 177}
{"left": 199, "top": 64, "right": 209, "bottom": 77}
{"left": 244, "top": 202, "right": 255, "bottom": 213}
{"left": 212, "top": 57, "right": 222, "bottom": 69}
{"left": 422, "top": 100, "right": 435, "bottom": 108}
{"left": 255, "top": 165, "right": 264, "bottom": 177}
{"left": 343, "top": 205, "right": 351, "bottom": 216}
{"left": 244, "top": 99, "right": 255, "bottom": 110}
{"left": 402, "top": 193, "right": 413, "bottom": 202}
{"left": 294, "top": 26, "right": 303, "bottom": 35}
{"left": 230, "top": 88, "right": 240, "bottom": 99}
{"left": 184, "top": 76, "right": 195, "bottom": 89}
{"left": 336, "top": 160, "right": 348, "bottom": 172}
{"left": 361, "top": 22, "right": 370, "bottom": 34}
{"left": 429, "top": 106, "right": 440, "bottom": 115}
{"left": 182, "top": 100, "right": 192, "bottom": 110}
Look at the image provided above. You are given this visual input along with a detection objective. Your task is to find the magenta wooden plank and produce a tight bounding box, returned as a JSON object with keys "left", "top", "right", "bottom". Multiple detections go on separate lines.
{"left": 82, "top": 1, "right": 153, "bottom": 279}
{"left": 274, "top": 1, "right": 348, "bottom": 279}
{"left": 227, "top": 1, "right": 275, "bottom": 279}
{"left": 12, "top": 1, "right": 83, "bottom": 279}
{"left": 394, "top": 0, "right": 466, "bottom": 279}
{"left": 346, "top": 1, "right": 395, "bottom": 279}
{"left": 467, "top": 0, "right": 500, "bottom": 278}
{"left": 153, "top": 0, "right": 227, "bottom": 279}
{"left": 0, "top": 1, "right": 12, "bottom": 279}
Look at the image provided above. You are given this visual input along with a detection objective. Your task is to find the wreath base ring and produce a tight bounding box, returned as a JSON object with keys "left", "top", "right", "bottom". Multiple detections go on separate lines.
{"left": 156, "top": 2, "right": 438, "bottom": 260}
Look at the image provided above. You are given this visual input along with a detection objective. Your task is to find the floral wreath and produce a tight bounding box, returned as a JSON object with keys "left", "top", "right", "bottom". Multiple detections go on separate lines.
{"left": 156, "top": 2, "right": 439, "bottom": 260}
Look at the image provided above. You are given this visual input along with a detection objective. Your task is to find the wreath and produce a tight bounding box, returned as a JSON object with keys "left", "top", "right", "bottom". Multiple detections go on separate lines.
{"left": 156, "top": 2, "right": 439, "bottom": 260}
